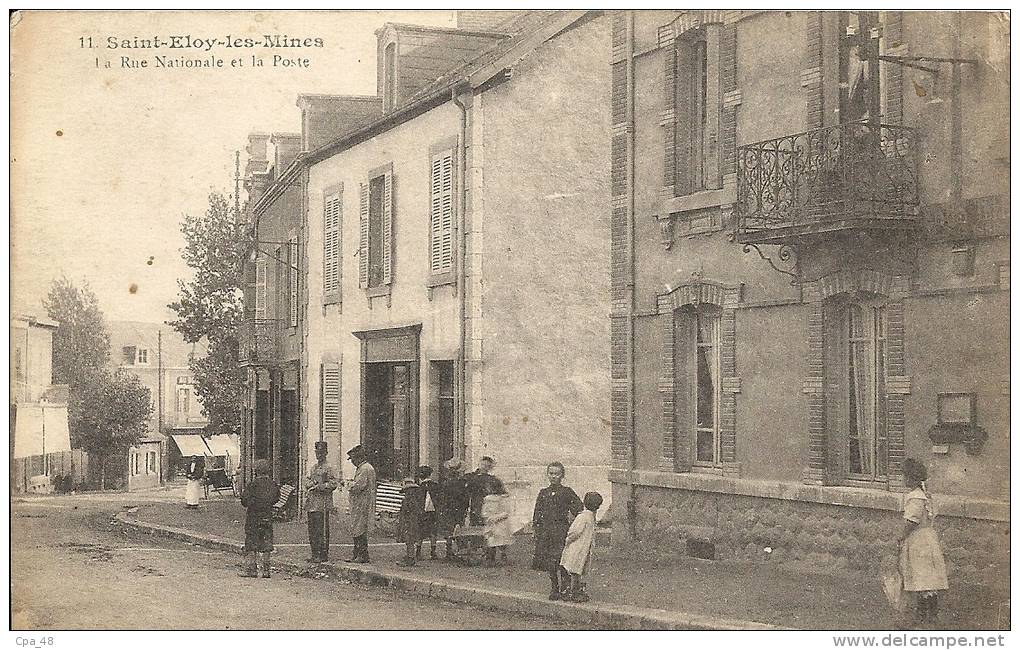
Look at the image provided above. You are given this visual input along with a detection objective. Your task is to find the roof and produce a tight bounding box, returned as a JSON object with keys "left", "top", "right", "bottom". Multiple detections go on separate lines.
{"left": 304, "top": 10, "right": 591, "bottom": 166}
{"left": 107, "top": 320, "right": 207, "bottom": 369}
{"left": 11, "top": 313, "right": 59, "bottom": 329}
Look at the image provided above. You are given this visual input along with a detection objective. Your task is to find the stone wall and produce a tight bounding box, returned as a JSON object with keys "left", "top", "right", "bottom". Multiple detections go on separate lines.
{"left": 614, "top": 480, "right": 1008, "bottom": 589}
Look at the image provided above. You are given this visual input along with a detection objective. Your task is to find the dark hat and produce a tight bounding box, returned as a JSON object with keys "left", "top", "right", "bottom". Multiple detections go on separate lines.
{"left": 314, "top": 441, "right": 328, "bottom": 452}
{"left": 347, "top": 444, "right": 365, "bottom": 458}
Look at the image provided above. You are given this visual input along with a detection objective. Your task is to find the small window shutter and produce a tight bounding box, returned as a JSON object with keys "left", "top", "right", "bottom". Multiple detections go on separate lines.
{"left": 382, "top": 171, "right": 394, "bottom": 285}
{"left": 255, "top": 260, "right": 267, "bottom": 319}
{"left": 358, "top": 183, "right": 369, "bottom": 288}
{"left": 288, "top": 236, "right": 299, "bottom": 328}
{"left": 320, "top": 361, "right": 341, "bottom": 446}
{"left": 323, "top": 189, "right": 342, "bottom": 304}
{"left": 674, "top": 39, "right": 695, "bottom": 196}
{"left": 430, "top": 152, "right": 454, "bottom": 274}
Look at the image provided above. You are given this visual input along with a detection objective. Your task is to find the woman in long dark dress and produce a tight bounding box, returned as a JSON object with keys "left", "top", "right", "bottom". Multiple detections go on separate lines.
{"left": 532, "top": 461, "right": 583, "bottom": 600}
{"left": 437, "top": 459, "right": 470, "bottom": 562}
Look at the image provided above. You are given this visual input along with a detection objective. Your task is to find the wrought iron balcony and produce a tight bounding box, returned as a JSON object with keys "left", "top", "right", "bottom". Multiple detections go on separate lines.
{"left": 238, "top": 319, "right": 280, "bottom": 366}
{"left": 735, "top": 122, "right": 920, "bottom": 244}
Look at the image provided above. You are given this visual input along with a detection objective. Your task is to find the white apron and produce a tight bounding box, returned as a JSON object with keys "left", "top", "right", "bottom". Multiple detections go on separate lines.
{"left": 186, "top": 479, "right": 202, "bottom": 506}
{"left": 560, "top": 510, "right": 596, "bottom": 575}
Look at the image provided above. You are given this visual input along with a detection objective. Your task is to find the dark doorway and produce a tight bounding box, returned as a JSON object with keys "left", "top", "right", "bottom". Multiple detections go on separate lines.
{"left": 364, "top": 362, "right": 415, "bottom": 480}
{"left": 280, "top": 388, "right": 299, "bottom": 486}
{"left": 254, "top": 390, "right": 270, "bottom": 461}
{"left": 430, "top": 360, "right": 455, "bottom": 466}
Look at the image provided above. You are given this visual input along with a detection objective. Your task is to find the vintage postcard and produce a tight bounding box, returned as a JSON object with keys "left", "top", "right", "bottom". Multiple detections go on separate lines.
{"left": 9, "top": 9, "right": 1011, "bottom": 638}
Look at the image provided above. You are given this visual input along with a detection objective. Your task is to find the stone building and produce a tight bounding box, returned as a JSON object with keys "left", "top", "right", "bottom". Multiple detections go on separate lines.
{"left": 241, "top": 10, "right": 612, "bottom": 521}
{"left": 608, "top": 10, "right": 1008, "bottom": 585}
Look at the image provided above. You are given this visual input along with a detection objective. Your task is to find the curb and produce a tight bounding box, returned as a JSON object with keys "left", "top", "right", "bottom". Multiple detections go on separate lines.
{"left": 113, "top": 512, "right": 791, "bottom": 631}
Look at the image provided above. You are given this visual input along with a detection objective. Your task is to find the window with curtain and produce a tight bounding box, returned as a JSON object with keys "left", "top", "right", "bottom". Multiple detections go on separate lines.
{"left": 675, "top": 303, "right": 723, "bottom": 467}
{"left": 845, "top": 302, "right": 888, "bottom": 480}
{"left": 674, "top": 29, "right": 715, "bottom": 195}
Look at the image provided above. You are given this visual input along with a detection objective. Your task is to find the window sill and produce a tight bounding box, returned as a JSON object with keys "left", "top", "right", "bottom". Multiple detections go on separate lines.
{"left": 662, "top": 186, "right": 735, "bottom": 215}
{"left": 425, "top": 272, "right": 456, "bottom": 288}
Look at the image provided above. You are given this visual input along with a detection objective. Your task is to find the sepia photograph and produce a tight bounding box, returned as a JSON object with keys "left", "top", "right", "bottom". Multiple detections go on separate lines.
{"left": 8, "top": 8, "right": 1012, "bottom": 640}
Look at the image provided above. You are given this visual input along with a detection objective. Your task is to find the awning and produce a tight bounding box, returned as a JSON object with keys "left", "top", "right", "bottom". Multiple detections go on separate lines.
{"left": 13, "top": 405, "right": 71, "bottom": 459}
{"left": 204, "top": 434, "right": 239, "bottom": 458}
{"left": 171, "top": 434, "right": 211, "bottom": 457}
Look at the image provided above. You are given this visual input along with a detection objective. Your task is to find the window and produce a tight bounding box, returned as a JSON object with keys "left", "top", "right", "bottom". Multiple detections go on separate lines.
{"left": 431, "top": 360, "right": 455, "bottom": 464}
{"left": 287, "top": 235, "right": 299, "bottom": 327}
{"left": 838, "top": 11, "right": 882, "bottom": 125}
{"left": 146, "top": 451, "right": 156, "bottom": 474}
{"left": 674, "top": 30, "right": 715, "bottom": 195}
{"left": 320, "top": 361, "right": 341, "bottom": 443}
{"left": 845, "top": 301, "right": 888, "bottom": 479}
{"left": 674, "top": 303, "right": 722, "bottom": 466}
{"left": 131, "top": 452, "right": 140, "bottom": 476}
{"left": 323, "top": 188, "right": 343, "bottom": 304}
{"left": 136, "top": 348, "right": 149, "bottom": 365}
{"left": 827, "top": 297, "right": 888, "bottom": 482}
{"left": 14, "top": 347, "right": 23, "bottom": 380}
{"left": 255, "top": 259, "right": 267, "bottom": 319}
{"left": 176, "top": 385, "right": 191, "bottom": 415}
{"left": 359, "top": 166, "right": 393, "bottom": 290}
{"left": 429, "top": 149, "right": 455, "bottom": 276}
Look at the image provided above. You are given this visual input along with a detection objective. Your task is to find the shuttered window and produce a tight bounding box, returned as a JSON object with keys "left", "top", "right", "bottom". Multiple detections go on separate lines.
{"left": 429, "top": 150, "right": 454, "bottom": 275}
{"left": 320, "top": 361, "right": 341, "bottom": 447}
{"left": 323, "top": 188, "right": 342, "bottom": 304}
{"left": 288, "top": 235, "right": 299, "bottom": 328}
{"left": 359, "top": 165, "right": 394, "bottom": 290}
{"left": 255, "top": 259, "right": 267, "bottom": 319}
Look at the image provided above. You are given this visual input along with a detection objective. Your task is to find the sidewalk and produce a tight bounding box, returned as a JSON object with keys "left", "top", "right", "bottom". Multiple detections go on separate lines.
{"left": 121, "top": 499, "right": 1008, "bottom": 631}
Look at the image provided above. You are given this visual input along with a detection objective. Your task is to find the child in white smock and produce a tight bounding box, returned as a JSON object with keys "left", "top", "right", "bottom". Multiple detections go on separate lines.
{"left": 559, "top": 491, "right": 602, "bottom": 602}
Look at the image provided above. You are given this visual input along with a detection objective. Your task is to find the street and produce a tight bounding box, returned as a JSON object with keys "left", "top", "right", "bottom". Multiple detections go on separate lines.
{"left": 10, "top": 496, "right": 569, "bottom": 630}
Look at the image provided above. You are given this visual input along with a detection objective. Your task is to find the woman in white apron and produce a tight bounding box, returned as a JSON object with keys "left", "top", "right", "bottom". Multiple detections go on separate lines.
{"left": 898, "top": 458, "right": 949, "bottom": 627}
{"left": 185, "top": 456, "right": 204, "bottom": 508}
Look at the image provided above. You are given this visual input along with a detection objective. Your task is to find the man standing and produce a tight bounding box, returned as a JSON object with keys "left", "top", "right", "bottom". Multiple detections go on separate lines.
{"left": 305, "top": 441, "right": 338, "bottom": 563}
{"left": 467, "top": 456, "right": 506, "bottom": 526}
{"left": 346, "top": 445, "right": 376, "bottom": 563}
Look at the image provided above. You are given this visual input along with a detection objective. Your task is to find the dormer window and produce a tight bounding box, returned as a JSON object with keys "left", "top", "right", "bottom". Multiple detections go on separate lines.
{"left": 136, "top": 348, "right": 149, "bottom": 365}
{"left": 384, "top": 42, "right": 397, "bottom": 112}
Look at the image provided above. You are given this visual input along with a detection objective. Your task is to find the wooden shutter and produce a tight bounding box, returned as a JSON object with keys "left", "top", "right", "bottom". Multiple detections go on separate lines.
{"left": 320, "top": 361, "right": 341, "bottom": 446}
{"left": 288, "top": 236, "right": 298, "bottom": 328}
{"left": 674, "top": 38, "right": 695, "bottom": 196}
{"left": 382, "top": 171, "right": 394, "bottom": 285}
{"left": 358, "top": 182, "right": 369, "bottom": 288}
{"left": 323, "top": 189, "right": 342, "bottom": 304}
{"left": 429, "top": 151, "right": 454, "bottom": 274}
{"left": 255, "top": 259, "right": 267, "bottom": 319}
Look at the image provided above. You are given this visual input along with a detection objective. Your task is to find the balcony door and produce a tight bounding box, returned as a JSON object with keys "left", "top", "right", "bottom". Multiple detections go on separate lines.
{"left": 839, "top": 11, "right": 882, "bottom": 125}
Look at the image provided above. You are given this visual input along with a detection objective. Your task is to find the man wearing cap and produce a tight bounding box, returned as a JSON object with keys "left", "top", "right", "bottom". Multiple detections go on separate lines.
{"left": 346, "top": 445, "right": 376, "bottom": 563}
{"left": 305, "top": 441, "right": 338, "bottom": 563}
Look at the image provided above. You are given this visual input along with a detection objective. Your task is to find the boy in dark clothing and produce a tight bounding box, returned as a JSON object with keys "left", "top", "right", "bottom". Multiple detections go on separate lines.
{"left": 397, "top": 477, "right": 425, "bottom": 567}
{"left": 239, "top": 459, "right": 280, "bottom": 578}
{"left": 416, "top": 465, "right": 441, "bottom": 560}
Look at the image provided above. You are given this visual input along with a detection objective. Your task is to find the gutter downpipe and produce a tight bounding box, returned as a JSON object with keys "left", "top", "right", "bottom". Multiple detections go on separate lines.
{"left": 625, "top": 11, "right": 638, "bottom": 542}
{"left": 452, "top": 85, "right": 470, "bottom": 464}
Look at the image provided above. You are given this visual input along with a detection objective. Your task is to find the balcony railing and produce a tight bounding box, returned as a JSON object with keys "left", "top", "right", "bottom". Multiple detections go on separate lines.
{"left": 238, "top": 319, "right": 279, "bottom": 365}
{"left": 736, "top": 122, "right": 919, "bottom": 243}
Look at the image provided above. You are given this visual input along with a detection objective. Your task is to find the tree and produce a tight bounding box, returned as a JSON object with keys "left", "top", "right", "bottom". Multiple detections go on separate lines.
{"left": 43, "top": 276, "right": 112, "bottom": 449}
{"left": 73, "top": 369, "right": 153, "bottom": 489}
{"left": 168, "top": 191, "right": 251, "bottom": 437}
{"left": 43, "top": 276, "right": 111, "bottom": 390}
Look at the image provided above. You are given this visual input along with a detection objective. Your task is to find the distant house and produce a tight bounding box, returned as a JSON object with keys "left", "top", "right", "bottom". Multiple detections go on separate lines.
{"left": 107, "top": 321, "right": 209, "bottom": 490}
{"left": 10, "top": 313, "right": 77, "bottom": 492}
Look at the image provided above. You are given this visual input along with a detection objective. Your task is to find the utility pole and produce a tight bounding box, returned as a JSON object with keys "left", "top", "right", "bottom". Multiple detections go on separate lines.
{"left": 157, "top": 329, "right": 163, "bottom": 434}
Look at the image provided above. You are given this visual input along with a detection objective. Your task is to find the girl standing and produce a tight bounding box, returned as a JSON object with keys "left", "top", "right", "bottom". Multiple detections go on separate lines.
{"left": 898, "top": 457, "right": 949, "bottom": 627}
{"left": 531, "top": 461, "right": 583, "bottom": 600}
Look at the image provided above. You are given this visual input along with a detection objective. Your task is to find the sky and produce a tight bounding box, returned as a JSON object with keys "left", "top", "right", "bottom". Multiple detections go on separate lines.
{"left": 10, "top": 10, "right": 457, "bottom": 325}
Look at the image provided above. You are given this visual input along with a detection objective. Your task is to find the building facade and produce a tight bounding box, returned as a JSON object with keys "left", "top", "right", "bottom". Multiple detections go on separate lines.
{"left": 242, "top": 10, "right": 612, "bottom": 522}
{"left": 10, "top": 314, "right": 76, "bottom": 492}
{"left": 109, "top": 321, "right": 209, "bottom": 489}
{"left": 609, "top": 10, "right": 1008, "bottom": 585}
{"left": 239, "top": 133, "right": 306, "bottom": 496}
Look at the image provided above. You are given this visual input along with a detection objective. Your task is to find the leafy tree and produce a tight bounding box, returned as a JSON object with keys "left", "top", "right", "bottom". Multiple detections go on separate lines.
{"left": 43, "top": 276, "right": 112, "bottom": 449}
{"left": 168, "top": 191, "right": 250, "bottom": 437}
{"left": 73, "top": 369, "right": 153, "bottom": 489}
{"left": 43, "top": 276, "right": 111, "bottom": 390}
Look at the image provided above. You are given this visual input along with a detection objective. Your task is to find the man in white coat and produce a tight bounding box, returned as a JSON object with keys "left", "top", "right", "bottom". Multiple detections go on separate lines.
{"left": 346, "top": 445, "right": 376, "bottom": 563}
